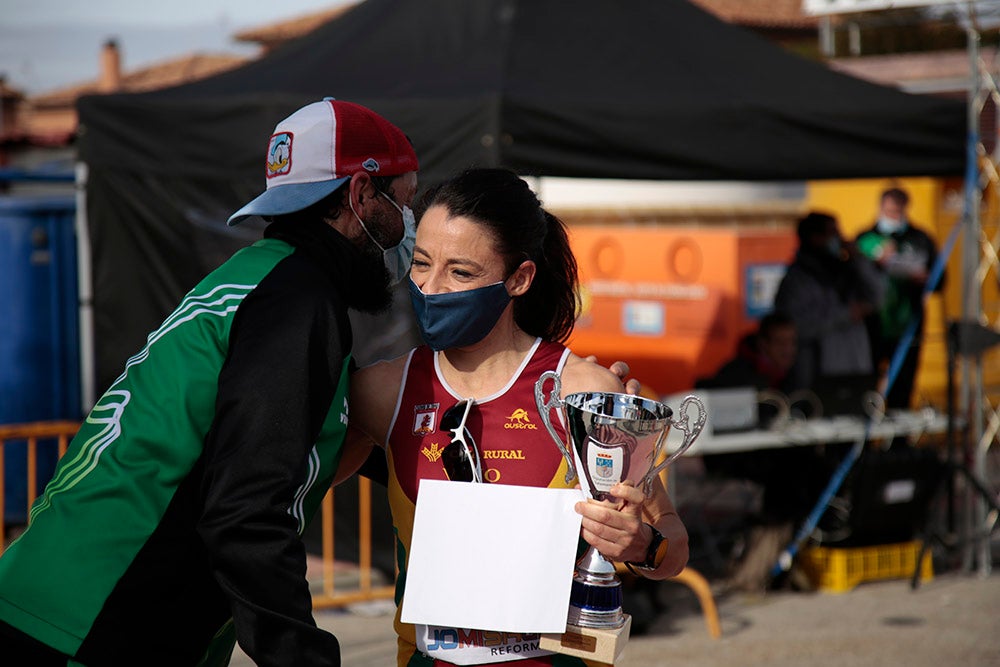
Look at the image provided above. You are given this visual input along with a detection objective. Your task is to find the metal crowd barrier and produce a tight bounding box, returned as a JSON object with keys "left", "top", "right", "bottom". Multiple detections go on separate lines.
{"left": 0, "top": 421, "right": 394, "bottom": 609}
{"left": 1, "top": 421, "right": 717, "bottom": 636}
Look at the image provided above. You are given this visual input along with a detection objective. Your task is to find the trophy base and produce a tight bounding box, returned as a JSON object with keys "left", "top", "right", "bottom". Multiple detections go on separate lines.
{"left": 567, "top": 575, "right": 625, "bottom": 629}
{"left": 567, "top": 605, "right": 625, "bottom": 629}
{"left": 539, "top": 614, "right": 631, "bottom": 664}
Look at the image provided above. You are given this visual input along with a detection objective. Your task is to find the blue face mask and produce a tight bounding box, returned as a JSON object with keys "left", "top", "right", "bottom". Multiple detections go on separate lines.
{"left": 408, "top": 278, "right": 512, "bottom": 351}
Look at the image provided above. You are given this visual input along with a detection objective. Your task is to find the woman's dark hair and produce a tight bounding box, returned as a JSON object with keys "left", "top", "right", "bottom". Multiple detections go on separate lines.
{"left": 416, "top": 168, "right": 579, "bottom": 343}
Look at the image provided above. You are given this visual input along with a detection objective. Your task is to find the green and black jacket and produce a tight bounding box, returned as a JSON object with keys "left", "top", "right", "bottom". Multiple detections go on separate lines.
{"left": 0, "top": 218, "right": 360, "bottom": 666}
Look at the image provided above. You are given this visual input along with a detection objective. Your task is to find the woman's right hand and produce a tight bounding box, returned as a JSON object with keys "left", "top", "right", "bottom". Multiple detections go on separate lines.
{"left": 585, "top": 356, "right": 641, "bottom": 395}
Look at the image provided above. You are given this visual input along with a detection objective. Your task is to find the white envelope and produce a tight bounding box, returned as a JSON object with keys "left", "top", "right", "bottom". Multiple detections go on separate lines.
{"left": 400, "top": 479, "right": 584, "bottom": 633}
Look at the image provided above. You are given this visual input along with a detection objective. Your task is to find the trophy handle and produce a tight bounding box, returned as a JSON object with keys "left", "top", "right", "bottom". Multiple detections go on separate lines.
{"left": 534, "top": 370, "right": 577, "bottom": 484}
{"left": 644, "top": 395, "right": 707, "bottom": 487}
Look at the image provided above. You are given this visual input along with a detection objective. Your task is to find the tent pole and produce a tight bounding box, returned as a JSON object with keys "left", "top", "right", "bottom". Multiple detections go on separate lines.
{"left": 74, "top": 161, "right": 96, "bottom": 414}
{"left": 819, "top": 16, "right": 835, "bottom": 58}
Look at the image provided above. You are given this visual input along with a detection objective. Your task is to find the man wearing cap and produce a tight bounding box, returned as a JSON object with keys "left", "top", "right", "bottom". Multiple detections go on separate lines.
{"left": 0, "top": 99, "right": 417, "bottom": 666}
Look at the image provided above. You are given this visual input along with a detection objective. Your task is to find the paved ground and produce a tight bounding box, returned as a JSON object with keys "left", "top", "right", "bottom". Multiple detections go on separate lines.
{"left": 625, "top": 570, "right": 1000, "bottom": 667}
{"left": 230, "top": 447, "right": 1000, "bottom": 666}
{"left": 230, "top": 566, "right": 1000, "bottom": 666}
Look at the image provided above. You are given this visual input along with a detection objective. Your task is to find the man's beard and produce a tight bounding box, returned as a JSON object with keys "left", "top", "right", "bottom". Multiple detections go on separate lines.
{"left": 348, "top": 210, "right": 395, "bottom": 315}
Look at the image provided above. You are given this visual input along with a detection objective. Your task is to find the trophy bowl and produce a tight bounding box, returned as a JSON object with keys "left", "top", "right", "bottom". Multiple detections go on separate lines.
{"left": 563, "top": 391, "right": 675, "bottom": 502}
{"left": 535, "top": 371, "right": 706, "bottom": 629}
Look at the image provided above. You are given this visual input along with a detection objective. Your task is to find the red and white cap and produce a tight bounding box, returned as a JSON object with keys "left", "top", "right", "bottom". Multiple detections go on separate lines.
{"left": 228, "top": 98, "right": 418, "bottom": 226}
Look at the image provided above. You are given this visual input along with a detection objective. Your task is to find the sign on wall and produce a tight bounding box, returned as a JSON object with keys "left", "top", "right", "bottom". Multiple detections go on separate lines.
{"left": 744, "top": 263, "right": 788, "bottom": 318}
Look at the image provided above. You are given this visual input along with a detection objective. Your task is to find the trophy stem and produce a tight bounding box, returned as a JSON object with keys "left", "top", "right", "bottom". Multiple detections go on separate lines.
{"left": 578, "top": 545, "right": 617, "bottom": 577}
{"left": 567, "top": 546, "right": 625, "bottom": 629}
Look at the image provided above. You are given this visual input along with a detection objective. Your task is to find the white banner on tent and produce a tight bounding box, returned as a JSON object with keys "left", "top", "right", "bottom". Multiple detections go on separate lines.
{"left": 803, "top": 0, "right": 951, "bottom": 16}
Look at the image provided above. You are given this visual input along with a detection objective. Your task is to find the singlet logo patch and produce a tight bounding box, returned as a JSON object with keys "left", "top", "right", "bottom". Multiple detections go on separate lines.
{"left": 413, "top": 403, "right": 439, "bottom": 435}
{"left": 421, "top": 442, "right": 444, "bottom": 463}
{"left": 266, "top": 132, "right": 293, "bottom": 178}
{"left": 503, "top": 407, "right": 537, "bottom": 430}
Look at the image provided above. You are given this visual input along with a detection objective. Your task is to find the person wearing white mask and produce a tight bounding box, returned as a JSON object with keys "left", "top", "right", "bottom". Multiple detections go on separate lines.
{"left": 0, "top": 98, "right": 420, "bottom": 667}
{"left": 856, "top": 187, "right": 943, "bottom": 409}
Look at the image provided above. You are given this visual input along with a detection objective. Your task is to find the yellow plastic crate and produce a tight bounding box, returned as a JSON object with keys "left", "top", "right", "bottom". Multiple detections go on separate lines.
{"left": 799, "top": 540, "right": 933, "bottom": 593}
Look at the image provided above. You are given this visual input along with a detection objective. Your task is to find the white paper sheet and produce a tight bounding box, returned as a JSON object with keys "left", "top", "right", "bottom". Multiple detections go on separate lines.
{"left": 400, "top": 479, "right": 584, "bottom": 633}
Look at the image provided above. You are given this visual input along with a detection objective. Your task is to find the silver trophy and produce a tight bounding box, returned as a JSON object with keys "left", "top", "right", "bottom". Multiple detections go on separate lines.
{"left": 534, "top": 370, "right": 706, "bottom": 629}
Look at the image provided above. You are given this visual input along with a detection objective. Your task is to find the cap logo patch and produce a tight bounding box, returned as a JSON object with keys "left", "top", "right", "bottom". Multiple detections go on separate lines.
{"left": 266, "top": 132, "right": 293, "bottom": 178}
{"left": 362, "top": 157, "right": 380, "bottom": 172}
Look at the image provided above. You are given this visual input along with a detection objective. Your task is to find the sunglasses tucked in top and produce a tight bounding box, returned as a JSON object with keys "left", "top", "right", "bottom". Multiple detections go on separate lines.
{"left": 439, "top": 398, "right": 483, "bottom": 483}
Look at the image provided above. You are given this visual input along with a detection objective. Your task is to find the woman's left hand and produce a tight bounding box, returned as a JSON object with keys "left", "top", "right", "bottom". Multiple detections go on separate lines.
{"left": 575, "top": 481, "right": 650, "bottom": 563}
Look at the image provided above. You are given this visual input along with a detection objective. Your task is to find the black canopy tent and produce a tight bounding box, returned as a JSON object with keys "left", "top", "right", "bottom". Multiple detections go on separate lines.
{"left": 76, "top": 0, "right": 965, "bottom": 395}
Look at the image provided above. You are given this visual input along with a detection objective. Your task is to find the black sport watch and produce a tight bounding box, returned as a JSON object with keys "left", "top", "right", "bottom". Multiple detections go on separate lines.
{"left": 627, "top": 523, "right": 668, "bottom": 573}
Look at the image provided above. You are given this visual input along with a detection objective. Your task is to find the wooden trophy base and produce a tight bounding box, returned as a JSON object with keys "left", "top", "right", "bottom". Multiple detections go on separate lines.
{"left": 538, "top": 614, "right": 631, "bottom": 665}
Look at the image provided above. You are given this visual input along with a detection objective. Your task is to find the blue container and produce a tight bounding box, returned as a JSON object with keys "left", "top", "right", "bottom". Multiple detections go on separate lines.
{"left": 0, "top": 195, "right": 81, "bottom": 522}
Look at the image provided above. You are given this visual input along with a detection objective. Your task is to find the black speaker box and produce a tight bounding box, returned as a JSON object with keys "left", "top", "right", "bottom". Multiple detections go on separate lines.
{"left": 821, "top": 445, "right": 945, "bottom": 547}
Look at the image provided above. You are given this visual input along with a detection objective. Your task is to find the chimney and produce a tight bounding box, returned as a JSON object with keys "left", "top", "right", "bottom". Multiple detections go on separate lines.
{"left": 98, "top": 39, "right": 122, "bottom": 92}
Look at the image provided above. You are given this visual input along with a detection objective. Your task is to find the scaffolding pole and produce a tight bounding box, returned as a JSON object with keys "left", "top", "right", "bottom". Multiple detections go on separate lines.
{"left": 961, "top": 5, "right": 1000, "bottom": 576}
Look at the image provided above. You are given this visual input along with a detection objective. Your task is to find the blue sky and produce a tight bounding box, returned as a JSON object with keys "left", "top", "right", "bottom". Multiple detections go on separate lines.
{"left": 0, "top": 0, "right": 352, "bottom": 94}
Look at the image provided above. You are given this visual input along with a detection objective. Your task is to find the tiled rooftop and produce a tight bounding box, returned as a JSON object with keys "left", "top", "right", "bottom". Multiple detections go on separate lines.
{"left": 30, "top": 53, "right": 247, "bottom": 108}
{"left": 689, "top": 0, "right": 823, "bottom": 29}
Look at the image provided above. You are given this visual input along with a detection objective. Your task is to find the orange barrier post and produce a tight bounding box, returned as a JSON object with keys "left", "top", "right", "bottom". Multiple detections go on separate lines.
{"left": 669, "top": 567, "right": 722, "bottom": 639}
{"left": 312, "top": 475, "right": 396, "bottom": 609}
{"left": 655, "top": 428, "right": 723, "bottom": 639}
{"left": 0, "top": 421, "right": 80, "bottom": 552}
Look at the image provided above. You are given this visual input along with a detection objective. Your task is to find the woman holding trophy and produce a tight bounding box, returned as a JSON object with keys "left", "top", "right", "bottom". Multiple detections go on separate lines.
{"left": 348, "top": 168, "right": 689, "bottom": 666}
